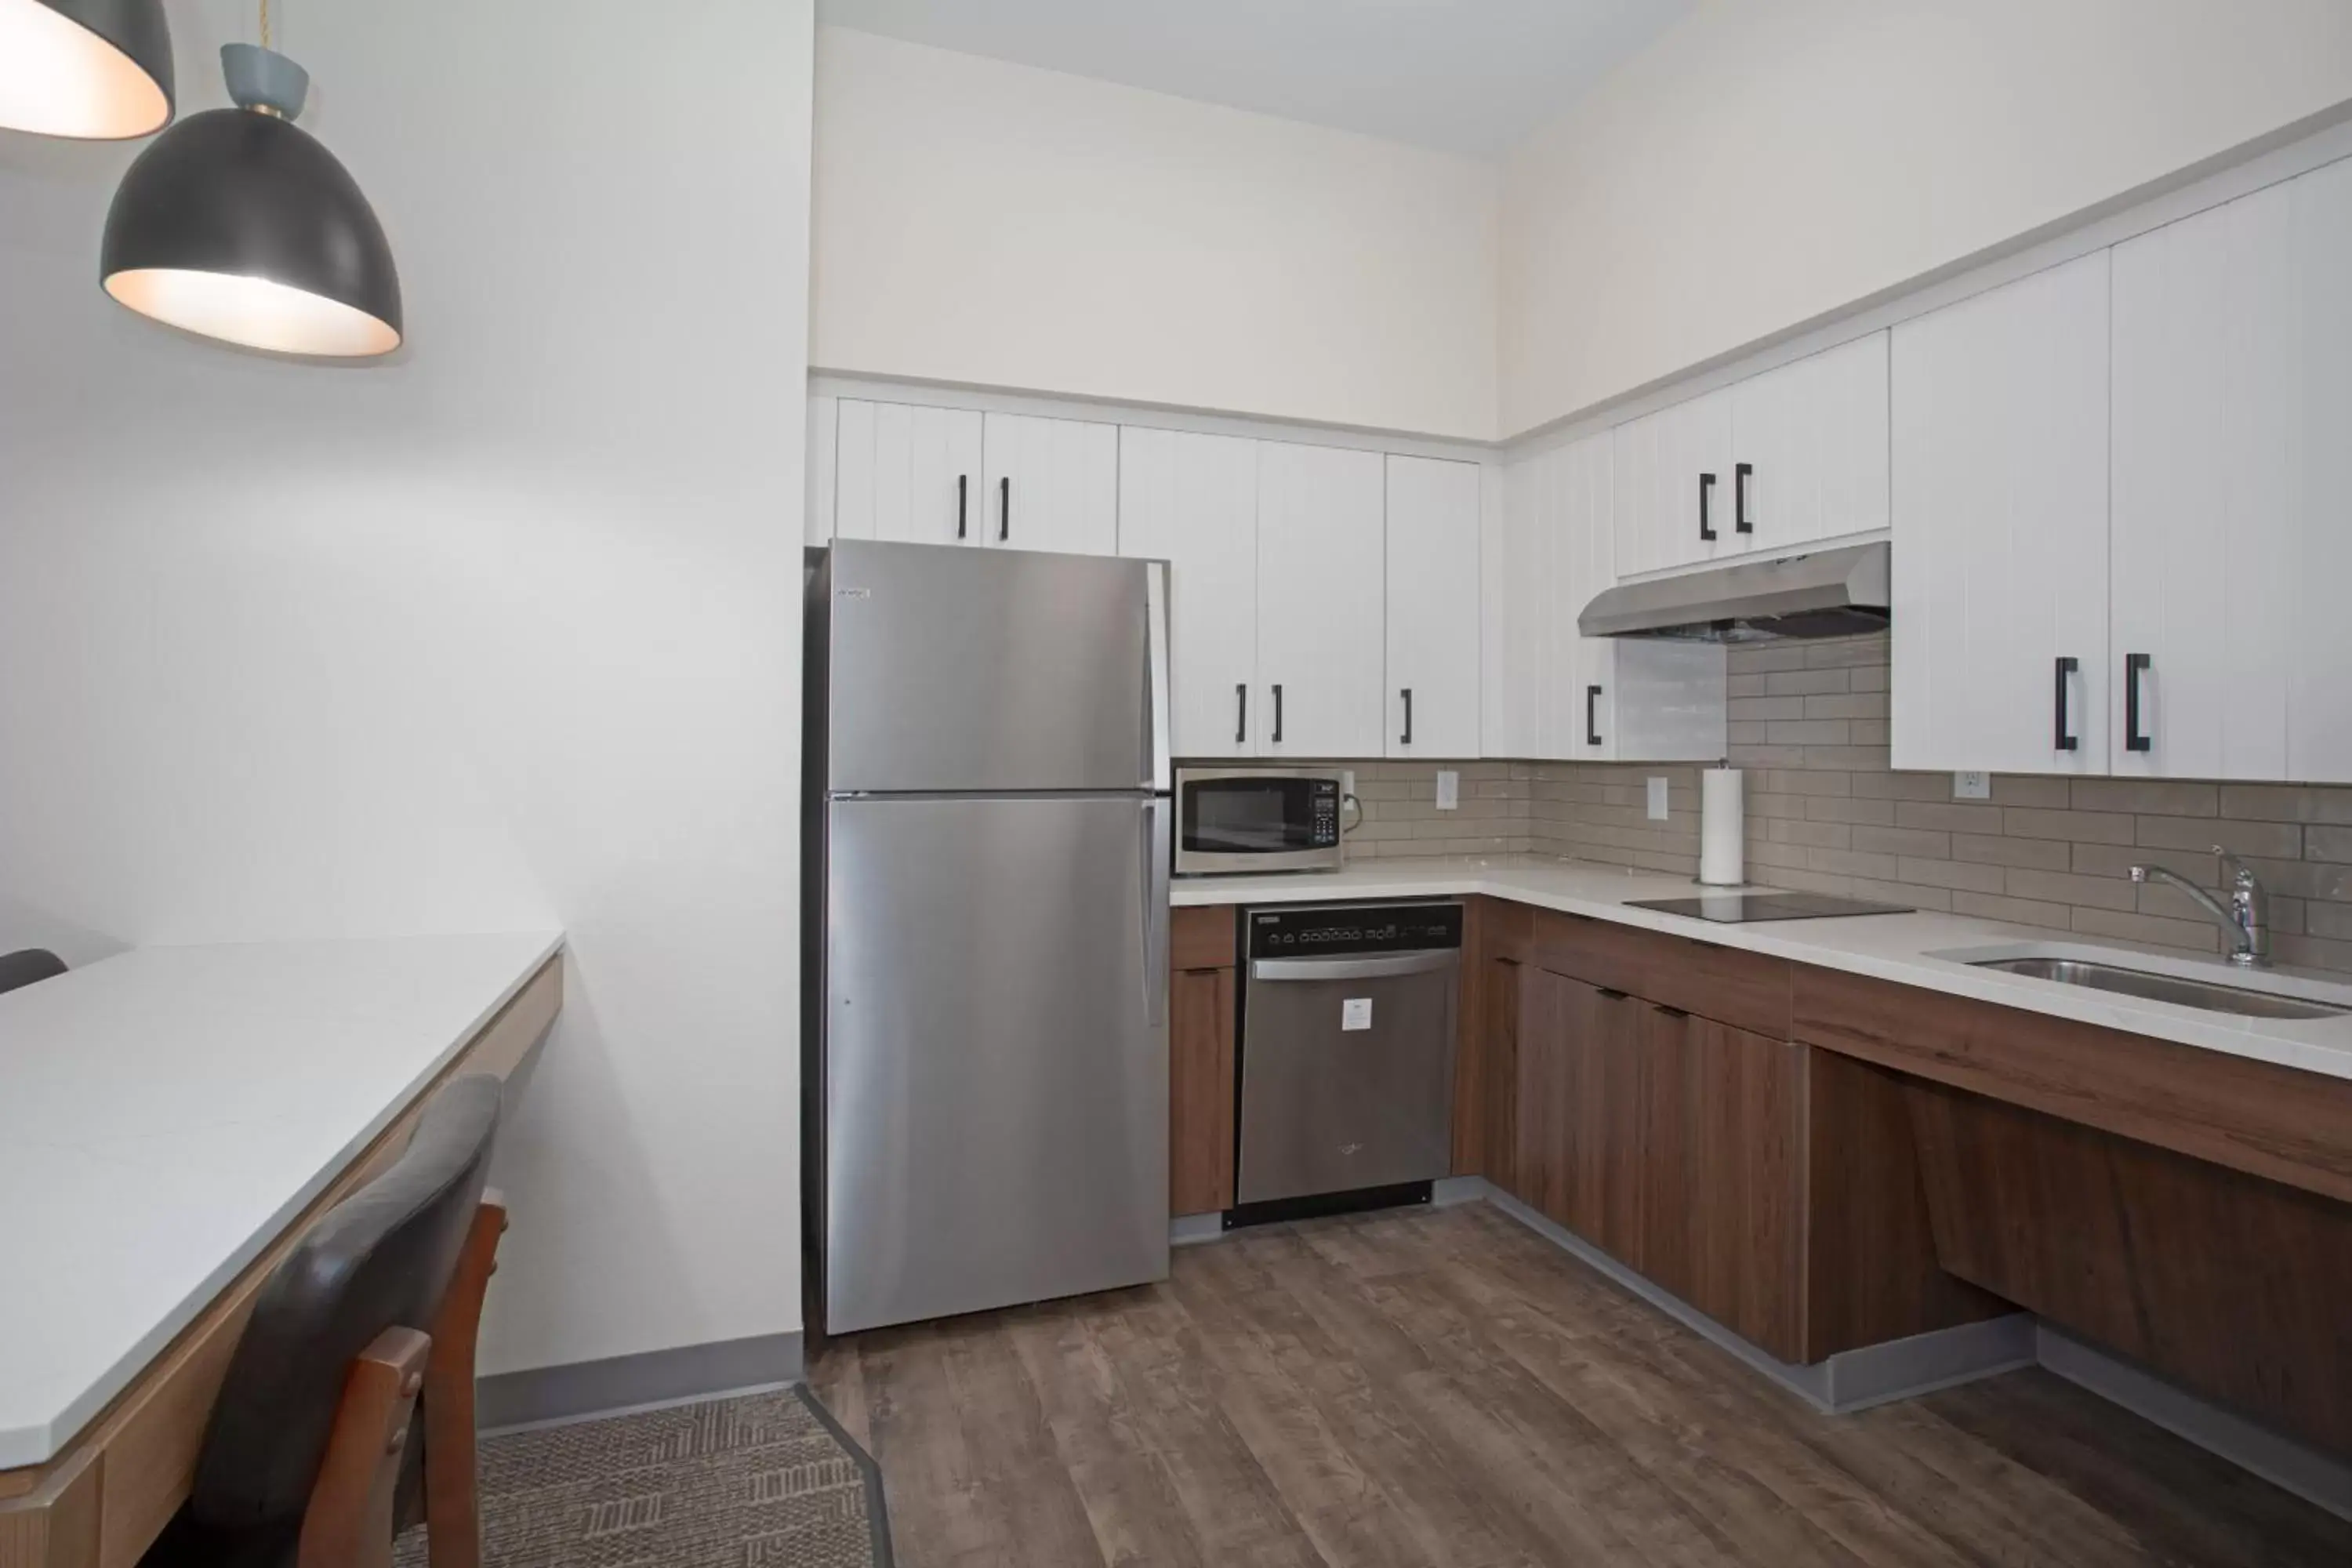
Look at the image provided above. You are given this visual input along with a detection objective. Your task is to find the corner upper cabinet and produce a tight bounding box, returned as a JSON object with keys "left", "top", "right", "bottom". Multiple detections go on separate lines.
{"left": 1891, "top": 252, "right": 2112, "bottom": 775}
{"left": 981, "top": 412, "right": 1120, "bottom": 555}
{"left": 2108, "top": 156, "right": 2352, "bottom": 783}
{"left": 1257, "top": 441, "right": 1386, "bottom": 758}
{"left": 833, "top": 400, "right": 985, "bottom": 545}
{"left": 1385, "top": 456, "right": 1483, "bottom": 758}
{"left": 1119, "top": 427, "right": 1260, "bottom": 758}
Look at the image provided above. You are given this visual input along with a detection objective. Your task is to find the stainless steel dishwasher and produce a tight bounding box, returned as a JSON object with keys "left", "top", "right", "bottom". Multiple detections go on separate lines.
{"left": 1233, "top": 902, "right": 1461, "bottom": 1221}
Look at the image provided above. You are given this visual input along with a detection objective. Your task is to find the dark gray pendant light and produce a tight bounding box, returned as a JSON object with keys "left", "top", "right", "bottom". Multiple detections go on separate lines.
{"left": 100, "top": 29, "right": 402, "bottom": 358}
{"left": 0, "top": 0, "right": 173, "bottom": 139}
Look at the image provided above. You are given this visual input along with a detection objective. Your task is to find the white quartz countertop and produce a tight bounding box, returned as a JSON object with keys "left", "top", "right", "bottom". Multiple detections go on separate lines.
{"left": 0, "top": 931, "right": 564, "bottom": 1469}
{"left": 1174, "top": 857, "right": 2352, "bottom": 1085}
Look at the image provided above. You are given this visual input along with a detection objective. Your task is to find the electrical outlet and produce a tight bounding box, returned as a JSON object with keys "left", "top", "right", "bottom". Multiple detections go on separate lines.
{"left": 1436, "top": 770, "right": 1459, "bottom": 810}
{"left": 1954, "top": 771, "right": 1991, "bottom": 800}
{"left": 1340, "top": 768, "right": 1356, "bottom": 797}
{"left": 1646, "top": 776, "right": 1670, "bottom": 821}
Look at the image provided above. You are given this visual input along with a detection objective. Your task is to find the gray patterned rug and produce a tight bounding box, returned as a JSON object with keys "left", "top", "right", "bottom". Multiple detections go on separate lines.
{"left": 394, "top": 1384, "right": 891, "bottom": 1567}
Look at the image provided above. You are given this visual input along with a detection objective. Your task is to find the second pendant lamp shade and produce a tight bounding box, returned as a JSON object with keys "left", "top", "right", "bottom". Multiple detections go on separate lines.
{"left": 0, "top": 0, "right": 173, "bottom": 140}
{"left": 100, "top": 45, "right": 402, "bottom": 358}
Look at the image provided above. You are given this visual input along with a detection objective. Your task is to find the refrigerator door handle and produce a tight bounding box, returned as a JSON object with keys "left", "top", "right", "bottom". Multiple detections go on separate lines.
{"left": 1143, "top": 562, "right": 1171, "bottom": 790}
{"left": 1142, "top": 797, "right": 1171, "bottom": 1028}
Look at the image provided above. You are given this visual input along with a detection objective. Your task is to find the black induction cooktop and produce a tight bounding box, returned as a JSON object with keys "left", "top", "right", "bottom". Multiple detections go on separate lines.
{"left": 1624, "top": 891, "right": 1915, "bottom": 924}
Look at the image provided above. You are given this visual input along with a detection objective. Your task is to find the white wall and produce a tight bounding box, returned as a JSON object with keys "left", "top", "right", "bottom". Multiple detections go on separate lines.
{"left": 811, "top": 27, "right": 1500, "bottom": 441}
{"left": 0, "top": 0, "right": 815, "bottom": 1375}
{"left": 1501, "top": 0, "right": 2352, "bottom": 437}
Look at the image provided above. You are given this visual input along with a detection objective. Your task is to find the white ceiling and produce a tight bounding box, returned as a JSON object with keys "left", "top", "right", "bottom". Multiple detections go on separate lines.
{"left": 814, "top": 0, "right": 1695, "bottom": 159}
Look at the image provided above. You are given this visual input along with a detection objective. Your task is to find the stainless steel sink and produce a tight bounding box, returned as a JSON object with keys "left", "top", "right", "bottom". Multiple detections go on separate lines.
{"left": 1966, "top": 956, "right": 2350, "bottom": 1020}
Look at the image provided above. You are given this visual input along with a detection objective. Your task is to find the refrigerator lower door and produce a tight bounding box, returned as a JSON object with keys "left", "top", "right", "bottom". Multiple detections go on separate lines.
{"left": 825, "top": 793, "right": 1171, "bottom": 1332}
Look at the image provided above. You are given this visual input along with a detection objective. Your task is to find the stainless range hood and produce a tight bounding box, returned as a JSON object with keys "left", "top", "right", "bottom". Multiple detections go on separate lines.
{"left": 1579, "top": 541, "right": 1889, "bottom": 642}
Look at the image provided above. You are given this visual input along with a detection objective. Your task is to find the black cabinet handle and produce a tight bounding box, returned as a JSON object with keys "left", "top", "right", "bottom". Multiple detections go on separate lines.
{"left": 1699, "top": 472, "right": 1718, "bottom": 541}
{"left": 1400, "top": 688, "right": 1414, "bottom": 747}
{"left": 1734, "top": 462, "right": 1754, "bottom": 534}
{"left": 1653, "top": 1004, "right": 1690, "bottom": 1019}
{"left": 1235, "top": 683, "right": 1247, "bottom": 746}
{"left": 956, "top": 474, "right": 967, "bottom": 540}
{"left": 2125, "top": 653, "right": 2152, "bottom": 752}
{"left": 999, "top": 476, "right": 1011, "bottom": 542}
{"left": 1586, "top": 684, "right": 1602, "bottom": 748}
{"left": 1596, "top": 987, "right": 1630, "bottom": 1001}
{"left": 2053, "top": 655, "right": 2078, "bottom": 751}
{"left": 1272, "top": 684, "right": 1283, "bottom": 744}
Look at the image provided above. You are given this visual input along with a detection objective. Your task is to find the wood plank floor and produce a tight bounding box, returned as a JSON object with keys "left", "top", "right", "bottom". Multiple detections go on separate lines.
{"left": 809, "top": 1201, "right": 2352, "bottom": 1567}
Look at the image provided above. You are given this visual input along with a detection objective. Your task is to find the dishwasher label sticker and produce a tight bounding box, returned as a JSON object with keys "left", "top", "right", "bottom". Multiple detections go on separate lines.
{"left": 1341, "top": 997, "right": 1374, "bottom": 1031}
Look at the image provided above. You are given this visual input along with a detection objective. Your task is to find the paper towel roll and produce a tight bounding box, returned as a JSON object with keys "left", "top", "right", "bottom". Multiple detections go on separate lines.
{"left": 1700, "top": 768, "right": 1744, "bottom": 887}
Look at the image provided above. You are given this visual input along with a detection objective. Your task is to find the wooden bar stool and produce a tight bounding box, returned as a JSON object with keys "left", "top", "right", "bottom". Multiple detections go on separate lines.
{"left": 140, "top": 1074, "right": 509, "bottom": 1568}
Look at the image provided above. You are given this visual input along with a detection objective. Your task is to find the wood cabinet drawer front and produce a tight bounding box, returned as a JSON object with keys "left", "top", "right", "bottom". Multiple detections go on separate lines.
{"left": 1791, "top": 963, "right": 2352, "bottom": 1205}
{"left": 1526, "top": 909, "right": 1791, "bottom": 1038}
{"left": 1170, "top": 906, "right": 1236, "bottom": 972}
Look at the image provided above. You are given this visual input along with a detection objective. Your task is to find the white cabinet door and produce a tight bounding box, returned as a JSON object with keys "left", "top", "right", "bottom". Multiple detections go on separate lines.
{"left": 1549, "top": 434, "right": 1614, "bottom": 760}
{"left": 1613, "top": 389, "right": 1736, "bottom": 578}
{"left": 982, "top": 412, "right": 1119, "bottom": 556}
{"left": 1482, "top": 448, "right": 1552, "bottom": 758}
{"left": 1892, "top": 252, "right": 2112, "bottom": 775}
{"left": 835, "top": 401, "right": 985, "bottom": 546}
{"left": 1257, "top": 442, "right": 1385, "bottom": 759}
{"left": 1385, "top": 456, "right": 1482, "bottom": 758}
{"left": 1119, "top": 427, "right": 1259, "bottom": 759}
{"left": 2110, "top": 185, "right": 2295, "bottom": 782}
{"left": 2287, "top": 155, "right": 2352, "bottom": 782}
{"left": 1730, "top": 332, "right": 1890, "bottom": 555}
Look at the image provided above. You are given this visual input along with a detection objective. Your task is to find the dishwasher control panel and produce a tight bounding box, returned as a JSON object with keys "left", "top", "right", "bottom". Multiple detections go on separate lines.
{"left": 1247, "top": 902, "right": 1463, "bottom": 958}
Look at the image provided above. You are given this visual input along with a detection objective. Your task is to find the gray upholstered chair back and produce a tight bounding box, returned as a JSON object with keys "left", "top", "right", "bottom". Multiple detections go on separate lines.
{"left": 0, "top": 948, "right": 65, "bottom": 996}
{"left": 147, "top": 1074, "right": 502, "bottom": 1567}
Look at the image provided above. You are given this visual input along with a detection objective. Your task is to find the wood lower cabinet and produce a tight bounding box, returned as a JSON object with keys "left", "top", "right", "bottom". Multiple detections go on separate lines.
{"left": 1482, "top": 899, "right": 2000, "bottom": 1367}
{"left": 1169, "top": 906, "right": 1237, "bottom": 1216}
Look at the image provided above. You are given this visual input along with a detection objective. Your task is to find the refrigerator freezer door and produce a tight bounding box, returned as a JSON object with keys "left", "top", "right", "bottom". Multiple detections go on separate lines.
{"left": 826, "top": 793, "right": 1171, "bottom": 1332}
{"left": 826, "top": 539, "right": 1162, "bottom": 794}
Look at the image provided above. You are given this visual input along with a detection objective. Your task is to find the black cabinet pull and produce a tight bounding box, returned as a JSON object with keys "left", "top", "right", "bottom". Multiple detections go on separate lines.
{"left": 1586, "top": 684, "right": 1602, "bottom": 748}
{"left": 999, "top": 476, "right": 1011, "bottom": 542}
{"left": 2125, "top": 653, "right": 2152, "bottom": 752}
{"left": 1596, "top": 987, "right": 1630, "bottom": 1001}
{"left": 1699, "top": 472, "right": 1718, "bottom": 541}
{"left": 2053, "top": 655, "right": 2078, "bottom": 751}
{"left": 1272, "top": 683, "right": 1283, "bottom": 744}
{"left": 1734, "top": 462, "right": 1754, "bottom": 534}
{"left": 956, "top": 474, "right": 968, "bottom": 540}
{"left": 1653, "top": 1004, "right": 1690, "bottom": 1019}
{"left": 1399, "top": 688, "right": 1414, "bottom": 746}
{"left": 1235, "top": 684, "right": 1247, "bottom": 746}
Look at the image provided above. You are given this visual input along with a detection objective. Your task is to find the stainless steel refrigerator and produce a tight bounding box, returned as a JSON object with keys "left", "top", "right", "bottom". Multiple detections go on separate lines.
{"left": 805, "top": 539, "right": 1171, "bottom": 1334}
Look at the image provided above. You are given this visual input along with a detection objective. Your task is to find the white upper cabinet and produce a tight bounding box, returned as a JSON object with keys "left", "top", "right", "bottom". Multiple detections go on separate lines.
{"left": 2110, "top": 185, "right": 2294, "bottom": 782}
{"left": 1613, "top": 387, "right": 1733, "bottom": 578}
{"left": 1118, "top": 427, "right": 1260, "bottom": 759}
{"left": 834, "top": 401, "right": 985, "bottom": 546}
{"left": 1547, "top": 434, "right": 1614, "bottom": 759}
{"left": 2109, "top": 154, "right": 2352, "bottom": 784}
{"left": 1384, "top": 456, "right": 1483, "bottom": 758}
{"left": 981, "top": 412, "right": 1119, "bottom": 555}
{"left": 2286, "top": 157, "right": 2352, "bottom": 782}
{"left": 1892, "top": 252, "right": 2112, "bottom": 775}
{"left": 1481, "top": 446, "right": 1551, "bottom": 759}
{"left": 1257, "top": 442, "right": 1386, "bottom": 759}
{"left": 1729, "top": 332, "right": 1890, "bottom": 554}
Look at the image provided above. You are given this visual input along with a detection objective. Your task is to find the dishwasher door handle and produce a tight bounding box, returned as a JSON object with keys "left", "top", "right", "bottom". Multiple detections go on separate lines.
{"left": 1250, "top": 951, "right": 1459, "bottom": 983}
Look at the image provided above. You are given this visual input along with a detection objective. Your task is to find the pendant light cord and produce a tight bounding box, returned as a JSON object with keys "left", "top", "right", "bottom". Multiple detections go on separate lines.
{"left": 260, "top": 0, "right": 271, "bottom": 51}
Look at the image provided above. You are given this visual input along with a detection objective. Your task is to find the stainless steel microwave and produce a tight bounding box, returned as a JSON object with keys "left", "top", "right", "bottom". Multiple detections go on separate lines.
{"left": 1173, "top": 767, "right": 1345, "bottom": 875}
